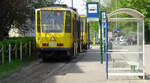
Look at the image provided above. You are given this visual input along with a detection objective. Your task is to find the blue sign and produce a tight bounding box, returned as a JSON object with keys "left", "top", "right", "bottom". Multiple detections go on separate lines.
{"left": 86, "top": 2, "right": 99, "bottom": 18}
{"left": 115, "top": 28, "right": 120, "bottom": 33}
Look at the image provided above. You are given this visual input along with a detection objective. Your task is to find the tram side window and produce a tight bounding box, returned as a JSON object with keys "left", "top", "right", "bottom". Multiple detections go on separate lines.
{"left": 37, "top": 11, "right": 40, "bottom": 32}
{"left": 65, "top": 11, "right": 71, "bottom": 33}
{"left": 74, "top": 14, "right": 77, "bottom": 38}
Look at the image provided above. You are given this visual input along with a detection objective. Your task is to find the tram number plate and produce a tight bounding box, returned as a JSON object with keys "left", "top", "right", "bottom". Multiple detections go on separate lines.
{"left": 49, "top": 43, "right": 56, "bottom": 46}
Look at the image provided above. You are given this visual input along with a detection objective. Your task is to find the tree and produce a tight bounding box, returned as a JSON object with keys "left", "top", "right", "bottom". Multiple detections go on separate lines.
{"left": 108, "top": 0, "right": 150, "bottom": 43}
{"left": 0, "top": 0, "right": 29, "bottom": 40}
{"left": 89, "top": 22, "right": 99, "bottom": 39}
{"left": 20, "top": 0, "right": 56, "bottom": 35}
{"left": 0, "top": 0, "right": 56, "bottom": 40}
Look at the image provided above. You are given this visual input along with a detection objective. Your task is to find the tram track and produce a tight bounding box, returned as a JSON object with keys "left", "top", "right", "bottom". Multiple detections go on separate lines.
{"left": 1, "top": 52, "right": 86, "bottom": 83}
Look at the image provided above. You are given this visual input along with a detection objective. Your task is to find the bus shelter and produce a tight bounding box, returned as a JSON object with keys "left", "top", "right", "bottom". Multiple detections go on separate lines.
{"left": 106, "top": 8, "right": 145, "bottom": 79}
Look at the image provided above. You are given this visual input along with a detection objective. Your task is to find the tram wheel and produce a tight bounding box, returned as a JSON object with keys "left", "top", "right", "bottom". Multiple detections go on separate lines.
{"left": 42, "top": 55, "right": 48, "bottom": 62}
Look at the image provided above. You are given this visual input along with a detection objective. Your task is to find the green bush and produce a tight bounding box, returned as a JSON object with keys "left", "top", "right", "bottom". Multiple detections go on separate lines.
{"left": 0, "top": 37, "right": 35, "bottom": 48}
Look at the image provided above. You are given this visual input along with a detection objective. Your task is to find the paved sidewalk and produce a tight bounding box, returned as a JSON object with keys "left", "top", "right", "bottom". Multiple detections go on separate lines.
{"left": 45, "top": 47, "right": 150, "bottom": 83}
{"left": 60, "top": 51, "right": 106, "bottom": 83}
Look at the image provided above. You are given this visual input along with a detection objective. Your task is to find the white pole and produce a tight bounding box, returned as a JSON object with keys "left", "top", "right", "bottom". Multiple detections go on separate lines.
{"left": 142, "top": 20, "right": 145, "bottom": 79}
{"left": 29, "top": 41, "right": 31, "bottom": 56}
{"left": 137, "top": 22, "right": 139, "bottom": 46}
{"left": 9, "top": 44, "right": 11, "bottom": 63}
{"left": 20, "top": 42, "right": 22, "bottom": 60}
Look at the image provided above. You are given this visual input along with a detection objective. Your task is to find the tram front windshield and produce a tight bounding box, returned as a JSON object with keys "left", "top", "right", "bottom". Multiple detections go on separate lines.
{"left": 41, "top": 10, "right": 64, "bottom": 33}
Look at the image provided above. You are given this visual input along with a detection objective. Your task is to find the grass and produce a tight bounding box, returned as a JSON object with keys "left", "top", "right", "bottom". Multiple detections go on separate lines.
{"left": 0, "top": 37, "right": 35, "bottom": 79}
{"left": 0, "top": 57, "right": 34, "bottom": 79}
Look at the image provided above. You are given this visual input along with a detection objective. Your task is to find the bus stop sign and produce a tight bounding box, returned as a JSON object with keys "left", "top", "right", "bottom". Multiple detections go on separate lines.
{"left": 86, "top": 2, "right": 99, "bottom": 18}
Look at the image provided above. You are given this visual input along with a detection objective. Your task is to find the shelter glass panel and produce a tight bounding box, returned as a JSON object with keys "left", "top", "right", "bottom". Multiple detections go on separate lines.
{"left": 107, "top": 19, "right": 144, "bottom": 78}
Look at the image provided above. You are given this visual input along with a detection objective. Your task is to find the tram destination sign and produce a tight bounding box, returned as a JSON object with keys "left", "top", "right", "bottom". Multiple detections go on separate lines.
{"left": 86, "top": 2, "right": 99, "bottom": 18}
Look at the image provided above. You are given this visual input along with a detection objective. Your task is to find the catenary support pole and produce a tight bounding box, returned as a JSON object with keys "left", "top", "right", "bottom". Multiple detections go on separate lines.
{"left": 72, "top": 0, "right": 73, "bottom": 8}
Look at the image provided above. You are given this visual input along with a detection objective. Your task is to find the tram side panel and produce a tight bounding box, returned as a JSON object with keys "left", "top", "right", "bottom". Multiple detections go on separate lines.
{"left": 80, "top": 16, "right": 88, "bottom": 49}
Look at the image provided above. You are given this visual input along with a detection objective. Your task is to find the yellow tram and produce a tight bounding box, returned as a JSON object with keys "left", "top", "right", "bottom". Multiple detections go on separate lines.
{"left": 35, "top": 5, "right": 80, "bottom": 60}
{"left": 80, "top": 16, "right": 89, "bottom": 49}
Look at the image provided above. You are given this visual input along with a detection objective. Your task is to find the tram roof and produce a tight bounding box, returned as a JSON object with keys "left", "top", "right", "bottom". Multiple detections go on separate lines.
{"left": 35, "top": 5, "right": 79, "bottom": 15}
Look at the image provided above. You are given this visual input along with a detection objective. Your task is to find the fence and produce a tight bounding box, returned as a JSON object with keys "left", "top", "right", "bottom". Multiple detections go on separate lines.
{"left": 0, "top": 37, "right": 35, "bottom": 64}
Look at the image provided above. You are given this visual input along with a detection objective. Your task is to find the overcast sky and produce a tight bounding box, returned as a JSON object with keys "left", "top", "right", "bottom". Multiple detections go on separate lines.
{"left": 55, "top": 0, "right": 111, "bottom": 15}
